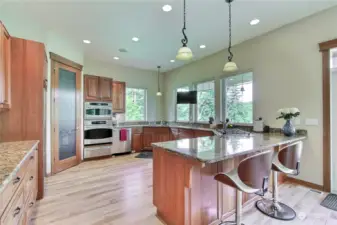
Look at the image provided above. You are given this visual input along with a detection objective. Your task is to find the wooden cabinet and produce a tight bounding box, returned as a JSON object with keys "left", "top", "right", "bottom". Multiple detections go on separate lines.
{"left": 100, "top": 77, "right": 112, "bottom": 101}
{"left": 0, "top": 21, "right": 11, "bottom": 111}
{"left": 0, "top": 147, "right": 38, "bottom": 225}
{"left": 194, "top": 130, "right": 214, "bottom": 138}
{"left": 178, "top": 129, "right": 195, "bottom": 140}
{"left": 112, "top": 81, "right": 126, "bottom": 113}
{"left": 84, "top": 75, "right": 113, "bottom": 102}
{"left": 131, "top": 127, "right": 143, "bottom": 152}
{"left": 143, "top": 131, "right": 154, "bottom": 150}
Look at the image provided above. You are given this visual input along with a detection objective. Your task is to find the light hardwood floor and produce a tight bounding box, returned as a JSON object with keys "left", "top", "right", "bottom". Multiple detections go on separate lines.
{"left": 32, "top": 154, "right": 337, "bottom": 225}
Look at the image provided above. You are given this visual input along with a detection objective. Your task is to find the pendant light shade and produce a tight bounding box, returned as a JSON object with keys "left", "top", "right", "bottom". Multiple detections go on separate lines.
{"left": 224, "top": 0, "right": 238, "bottom": 72}
{"left": 176, "top": 0, "right": 193, "bottom": 60}
{"left": 176, "top": 46, "right": 193, "bottom": 60}
{"left": 156, "top": 66, "right": 162, "bottom": 96}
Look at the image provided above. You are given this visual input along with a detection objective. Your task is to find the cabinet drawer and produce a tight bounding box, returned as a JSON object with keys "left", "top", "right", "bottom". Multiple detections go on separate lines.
{"left": 24, "top": 191, "right": 36, "bottom": 225}
{"left": 0, "top": 150, "right": 35, "bottom": 214}
{"left": 1, "top": 186, "right": 24, "bottom": 225}
{"left": 23, "top": 153, "right": 37, "bottom": 202}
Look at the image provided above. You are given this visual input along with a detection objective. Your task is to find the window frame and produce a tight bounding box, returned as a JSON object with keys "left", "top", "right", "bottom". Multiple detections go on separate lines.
{"left": 175, "top": 85, "right": 193, "bottom": 122}
{"left": 193, "top": 79, "right": 216, "bottom": 124}
{"left": 125, "top": 87, "right": 148, "bottom": 122}
{"left": 221, "top": 71, "right": 254, "bottom": 126}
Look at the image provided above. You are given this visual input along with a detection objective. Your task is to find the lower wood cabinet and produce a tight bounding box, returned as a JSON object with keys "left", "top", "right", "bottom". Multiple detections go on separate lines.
{"left": 131, "top": 128, "right": 144, "bottom": 152}
{"left": 0, "top": 148, "right": 38, "bottom": 225}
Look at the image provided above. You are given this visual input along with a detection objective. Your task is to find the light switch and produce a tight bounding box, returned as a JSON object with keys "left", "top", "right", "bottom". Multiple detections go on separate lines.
{"left": 305, "top": 118, "right": 319, "bottom": 126}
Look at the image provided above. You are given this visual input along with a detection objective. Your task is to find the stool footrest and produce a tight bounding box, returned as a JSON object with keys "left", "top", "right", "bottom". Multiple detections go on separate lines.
{"left": 255, "top": 199, "right": 296, "bottom": 221}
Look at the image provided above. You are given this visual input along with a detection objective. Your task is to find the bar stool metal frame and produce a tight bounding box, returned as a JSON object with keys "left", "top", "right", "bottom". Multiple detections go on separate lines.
{"left": 256, "top": 141, "right": 303, "bottom": 221}
{"left": 214, "top": 150, "right": 274, "bottom": 225}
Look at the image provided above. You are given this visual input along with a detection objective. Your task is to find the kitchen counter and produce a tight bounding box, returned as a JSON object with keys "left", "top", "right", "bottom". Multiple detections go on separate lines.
{"left": 152, "top": 133, "right": 307, "bottom": 225}
{"left": 152, "top": 133, "right": 306, "bottom": 164}
{"left": 115, "top": 124, "right": 217, "bottom": 132}
{"left": 0, "top": 140, "right": 39, "bottom": 192}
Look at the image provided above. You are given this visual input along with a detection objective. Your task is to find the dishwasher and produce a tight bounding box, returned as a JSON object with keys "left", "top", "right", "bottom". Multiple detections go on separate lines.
{"left": 112, "top": 128, "right": 132, "bottom": 154}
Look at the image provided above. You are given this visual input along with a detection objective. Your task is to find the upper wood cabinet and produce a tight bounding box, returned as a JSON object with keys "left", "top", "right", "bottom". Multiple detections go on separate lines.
{"left": 112, "top": 81, "right": 125, "bottom": 113}
{"left": 84, "top": 75, "right": 113, "bottom": 102}
{"left": 0, "top": 21, "right": 11, "bottom": 111}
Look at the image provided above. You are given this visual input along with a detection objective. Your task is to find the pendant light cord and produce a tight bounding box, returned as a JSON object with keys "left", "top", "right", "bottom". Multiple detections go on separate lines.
{"left": 157, "top": 66, "right": 161, "bottom": 92}
{"left": 227, "top": 0, "right": 234, "bottom": 62}
{"left": 181, "top": 0, "right": 188, "bottom": 47}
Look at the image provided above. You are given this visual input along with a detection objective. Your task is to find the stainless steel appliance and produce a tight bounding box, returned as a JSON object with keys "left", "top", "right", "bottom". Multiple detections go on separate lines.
{"left": 84, "top": 144, "right": 112, "bottom": 159}
{"left": 112, "top": 128, "right": 132, "bottom": 154}
{"left": 84, "top": 120, "right": 113, "bottom": 145}
{"left": 84, "top": 102, "right": 112, "bottom": 120}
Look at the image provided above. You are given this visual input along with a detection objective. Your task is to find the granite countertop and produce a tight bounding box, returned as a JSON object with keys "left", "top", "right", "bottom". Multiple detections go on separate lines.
{"left": 0, "top": 140, "right": 39, "bottom": 192}
{"left": 115, "top": 124, "right": 216, "bottom": 132}
{"left": 152, "top": 133, "right": 306, "bottom": 164}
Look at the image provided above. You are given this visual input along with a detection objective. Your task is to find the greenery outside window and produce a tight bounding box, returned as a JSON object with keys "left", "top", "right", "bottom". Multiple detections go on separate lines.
{"left": 176, "top": 86, "right": 190, "bottom": 122}
{"left": 223, "top": 72, "right": 253, "bottom": 124}
{"left": 126, "top": 87, "right": 147, "bottom": 121}
{"left": 196, "top": 80, "right": 215, "bottom": 122}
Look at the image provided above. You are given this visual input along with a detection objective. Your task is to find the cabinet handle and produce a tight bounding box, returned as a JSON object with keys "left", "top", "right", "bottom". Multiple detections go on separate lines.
{"left": 30, "top": 155, "right": 34, "bottom": 160}
{"left": 29, "top": 202, "right": 34, "bottom": 207}
{"left": 29, "top": 176, "right": 34, "bottom": 181}
{"left": 13, "top": 207, "right": 21, "bottom": 217}
{"left": 13, "top": 177, "right": 20, "bottom": 184}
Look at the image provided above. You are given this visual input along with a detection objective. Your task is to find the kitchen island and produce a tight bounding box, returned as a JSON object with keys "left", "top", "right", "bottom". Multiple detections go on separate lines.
{"left": 152, "top": 133, "right": 306, "bottom": 225}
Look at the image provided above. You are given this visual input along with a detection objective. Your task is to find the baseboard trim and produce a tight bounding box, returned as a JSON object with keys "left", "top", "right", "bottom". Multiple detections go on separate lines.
{"left": 286, "top": 177, "right": 324, "bottom": 192}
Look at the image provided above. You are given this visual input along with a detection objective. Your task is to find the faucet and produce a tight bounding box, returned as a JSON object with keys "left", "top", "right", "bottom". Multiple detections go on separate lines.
{"left": 222, "top": 118, "right": 231, "bottom": 134}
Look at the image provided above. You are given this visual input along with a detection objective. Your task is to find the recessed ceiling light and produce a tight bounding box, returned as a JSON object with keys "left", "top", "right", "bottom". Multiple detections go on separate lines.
{"left": 162, "top": 4, "right": 172, "bottom": 12}
{"left": 250, "top": 19, "right": 260, "bottom": 26}
{"left": 200, "top": 45, "right": 206, "bottom": 49}
{"left": 83, "top": 40, "right": 91, "bottom": 44}
{"left": 170, "top": 59, "right": 175, "bottom": 63}
{"left": 132, "top": 37, "right": 139, "bottom": 42}
{"left": 113, "top": 57, "right": 119, "bottom": 60}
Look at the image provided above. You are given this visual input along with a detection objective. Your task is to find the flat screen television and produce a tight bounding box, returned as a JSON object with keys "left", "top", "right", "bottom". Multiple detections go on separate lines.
{"left": 177, "top": 91, "right": 197, "bottom": 104}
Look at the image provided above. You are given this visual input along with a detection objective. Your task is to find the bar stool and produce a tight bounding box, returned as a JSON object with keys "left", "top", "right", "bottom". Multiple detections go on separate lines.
{"left": 214, "top": 150, "right": 274, "bottom": 225}
{"left": 256, "top": 141, "right": 303, "bottom": 221}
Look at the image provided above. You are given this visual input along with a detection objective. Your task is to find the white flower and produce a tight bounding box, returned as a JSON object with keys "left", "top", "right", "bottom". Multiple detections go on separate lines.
{"left": 290, "top": 108, "right": 300, "bottom": 114}
{"left": 283, "top": 108, "right": 290, "bottom": 114}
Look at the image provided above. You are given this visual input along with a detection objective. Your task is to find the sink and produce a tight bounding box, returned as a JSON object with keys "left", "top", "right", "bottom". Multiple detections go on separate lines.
{"left": 215, "top": 128, "right": 252, "bottom": 136}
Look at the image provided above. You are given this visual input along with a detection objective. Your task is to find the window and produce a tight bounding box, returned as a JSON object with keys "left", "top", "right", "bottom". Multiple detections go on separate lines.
{"left": 176, "top": 86, "right": 190, "bottom": 122}
{"left": 196, "top": 81, "right": 215, "bottom": 122}
{"left": 223, "top": 72, "right": 253, "bottom": 124}
{"left": 125, "top": 88, "right": 147, "bottom": 121}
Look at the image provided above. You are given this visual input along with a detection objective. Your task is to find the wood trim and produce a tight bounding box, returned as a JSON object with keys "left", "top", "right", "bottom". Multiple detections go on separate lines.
{"left": 286, "top": 177, "right": 324, "bottom": 192}
{"left": 319, "top": 38, "right": 337, "bottom": 52}
{"left": 51, "top": 60, "right": 82, "bottom": 174}
{"left": 322, "top": 49, "right": 331, "bottom": 192}
{"left": 49, "top": 52, "right": 83, "bottom": 70}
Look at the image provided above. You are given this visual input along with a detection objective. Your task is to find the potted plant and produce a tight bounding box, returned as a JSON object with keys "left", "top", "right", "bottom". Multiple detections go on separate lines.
{"left": 276, "top": 108, "right": 300, "bottom": 136}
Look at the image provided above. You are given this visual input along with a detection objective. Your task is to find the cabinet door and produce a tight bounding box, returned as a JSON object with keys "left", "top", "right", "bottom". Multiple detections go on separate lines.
{"left": 84, "top": 75, "right": 100, "bottom": 101}
{"left": 132, "top": 133, "right": 143, "bottom": 152}
{"left": 0, "top": 22, "right": 11, "bottom": 110}
{"left": 112, "top": 81, "right": 126, "bottom": 113}
{"left": 100, "top": 77, "right": 112, "bottom": 102}
{"left": 143, "top": 132, "right": 153, "bottom": 149}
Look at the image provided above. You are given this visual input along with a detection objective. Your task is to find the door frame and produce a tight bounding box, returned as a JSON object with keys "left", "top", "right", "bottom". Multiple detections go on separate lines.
{"left": 50, "top": 53, "right": 83, "bottom": 174}
{"left": 319, "top": 38, "right": 337, "bottom": 192}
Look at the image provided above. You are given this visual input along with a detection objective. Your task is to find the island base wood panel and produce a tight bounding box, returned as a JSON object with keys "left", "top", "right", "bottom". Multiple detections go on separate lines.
{"left": 153, "top": 146, "right": 286, "bottom": 225}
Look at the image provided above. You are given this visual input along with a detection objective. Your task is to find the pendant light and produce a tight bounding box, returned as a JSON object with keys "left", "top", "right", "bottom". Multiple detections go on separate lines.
{"left": 176, "top": 0, "right": 193, "bottom": 60}
{"left": 223, "top": 0, "right": 238, "bottom": 72}
{"left": 156, "top": 66, "right": 162, "bottom": 96}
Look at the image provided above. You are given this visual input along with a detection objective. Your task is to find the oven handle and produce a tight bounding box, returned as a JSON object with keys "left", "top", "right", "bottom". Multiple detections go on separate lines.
{"left": 84, "top": 126, "right": 113, "bottom": 130}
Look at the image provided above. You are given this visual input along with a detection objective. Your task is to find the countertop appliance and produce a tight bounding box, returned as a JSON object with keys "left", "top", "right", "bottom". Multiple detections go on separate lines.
{"left": 84, "top": 120, "right": 113, "bottom": 145}
{"left": 85, "top": 102, "right": 112, "bottom": 120}
{"left": 112, "top": 128, "right": 132, "bottom": 154}
{"left": 253, "top": 118, "right": 264, "bottom": 132}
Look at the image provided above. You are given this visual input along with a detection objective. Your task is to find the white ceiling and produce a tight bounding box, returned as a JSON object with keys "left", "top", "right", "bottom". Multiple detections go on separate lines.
{"left": 1, "top": 0, "right": 337, "bottom": 71}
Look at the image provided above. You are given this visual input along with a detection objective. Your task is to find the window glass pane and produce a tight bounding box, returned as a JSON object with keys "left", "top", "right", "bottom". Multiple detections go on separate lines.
{"left": 126, "top": 88, "right": 146, "bottom": 121}
{"left": 176, "top": 86, "right": 190, "bottom": 121}
{"left": 197, "top": 81, "right": 215, "bottom": 122}
{"left": 225, "top": 72, "right": 253, "bottom": 124}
